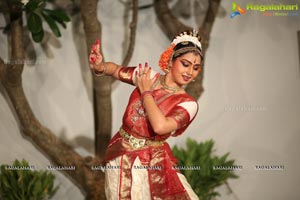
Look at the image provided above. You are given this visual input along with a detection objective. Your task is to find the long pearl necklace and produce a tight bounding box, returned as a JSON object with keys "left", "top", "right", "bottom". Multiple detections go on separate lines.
{"left": 159, "top": 75, "right": 182, "bottom": 93}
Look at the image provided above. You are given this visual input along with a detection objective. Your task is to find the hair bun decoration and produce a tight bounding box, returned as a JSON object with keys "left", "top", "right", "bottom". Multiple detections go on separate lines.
{"left": 158, "top": 43, "right": 175, "bottom": 72}
{"left": 171, "top": 30, "right": 202, "bottom": 50}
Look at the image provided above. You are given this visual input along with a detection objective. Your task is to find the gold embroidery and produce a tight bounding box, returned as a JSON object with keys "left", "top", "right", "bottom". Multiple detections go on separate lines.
{"left": 119, "top": 155, "right": 133, "bottom": 199}
{"left": 119, "top": 67, "right": 135, "bottom": 85}
{"left": 119, "top": 128, "right": 164, "bottom": 149}
{"left": 168, "top": 107, "right": 189, "bottom": 129}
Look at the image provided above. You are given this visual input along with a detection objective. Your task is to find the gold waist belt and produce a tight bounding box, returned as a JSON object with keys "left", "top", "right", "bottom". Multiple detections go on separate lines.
{"left": 119, "top": 128, "right": 164, "bottom": 149}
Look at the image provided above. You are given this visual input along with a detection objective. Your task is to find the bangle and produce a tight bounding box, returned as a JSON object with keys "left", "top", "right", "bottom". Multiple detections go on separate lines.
{"left": 141, "top": 91, "right": 154, "bottom": 102}
{"left": 94, "top": 63, "right": 107, "bottom": 76}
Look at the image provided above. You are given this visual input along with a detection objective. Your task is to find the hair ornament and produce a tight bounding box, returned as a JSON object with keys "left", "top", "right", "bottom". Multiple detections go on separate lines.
{"left": 158, "top": 29, "right": 203, "bottom": 72}
{"left": 171, "top": 29, "right": 202, "bottom": 50}
{"left": 158, "top": 43, "right": 175, "bottom": 72}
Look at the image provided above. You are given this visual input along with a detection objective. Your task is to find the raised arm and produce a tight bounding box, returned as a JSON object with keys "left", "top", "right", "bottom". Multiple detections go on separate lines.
{"left": 89, "top": 39, "right": 158, "bottom": 85}
{"left": 88, "top": 39, "right": 121, "bottom": 78}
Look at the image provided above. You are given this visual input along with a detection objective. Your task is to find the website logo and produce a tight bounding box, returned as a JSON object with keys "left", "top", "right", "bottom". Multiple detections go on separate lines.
{"left": 230, "top": 2, "right": 246, "bottom": 19}
{"left": 230, "top": 2, "right": 299, "bottom": 18}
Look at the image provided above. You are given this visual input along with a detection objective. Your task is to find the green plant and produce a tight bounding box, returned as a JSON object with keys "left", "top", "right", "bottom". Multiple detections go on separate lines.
{"left": 0, "top": 159, "right": 59, "bottom": 200}
{"left": 173, "top": 138, "right": 239, "bottom": 200}
{"left": 9, "top": 0, "right": 71, "bottom": 42}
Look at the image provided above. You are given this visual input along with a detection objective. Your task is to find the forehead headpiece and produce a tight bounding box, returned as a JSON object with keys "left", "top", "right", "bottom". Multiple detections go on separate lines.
{"left": 159, "top": 30, "right": 203, "bottom": 72}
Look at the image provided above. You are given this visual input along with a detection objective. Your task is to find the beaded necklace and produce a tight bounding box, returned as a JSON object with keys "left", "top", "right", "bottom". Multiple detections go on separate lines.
{"left": 159, "top": 75, "right": 182, "bottom": 93}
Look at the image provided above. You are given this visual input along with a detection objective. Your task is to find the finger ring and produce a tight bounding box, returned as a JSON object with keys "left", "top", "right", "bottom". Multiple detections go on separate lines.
{"left": 90, "top": 56, "right": 96, "bottom": 63}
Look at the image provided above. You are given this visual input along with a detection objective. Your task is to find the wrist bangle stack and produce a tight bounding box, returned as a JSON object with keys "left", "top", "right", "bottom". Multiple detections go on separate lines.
{"left": 94, "top": 63, "right": 107, "bottom": 76}
{"left": 141, "top": 91, "right": 154, "bottom": 102}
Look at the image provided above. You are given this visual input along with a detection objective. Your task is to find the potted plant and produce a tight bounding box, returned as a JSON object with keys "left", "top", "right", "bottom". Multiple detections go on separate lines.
{"left": 173, "top": 138, "right": 239, "bottom": 200}
{"left": 0, "top": 159, "right": 59, "bottom": 200}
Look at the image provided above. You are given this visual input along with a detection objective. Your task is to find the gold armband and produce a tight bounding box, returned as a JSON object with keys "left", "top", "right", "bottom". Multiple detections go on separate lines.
{"left": 118, "top": 67, "right": 136, "bottom": 85}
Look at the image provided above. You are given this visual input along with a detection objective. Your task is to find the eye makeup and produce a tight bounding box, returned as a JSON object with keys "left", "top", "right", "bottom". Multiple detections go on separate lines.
{"left": 181, "top": 59, "right": 201, "bottom": 71}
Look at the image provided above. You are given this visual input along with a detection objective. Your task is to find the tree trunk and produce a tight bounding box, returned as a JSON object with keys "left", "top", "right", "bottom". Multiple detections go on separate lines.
{"left": 80, "top": 0, "right": 112, "bottom": 159}
{"left": 81, "top": 0, "right": 139, "bottom": 158}
{"left": 0, "top": 1, "right": 106, "bottom": 199}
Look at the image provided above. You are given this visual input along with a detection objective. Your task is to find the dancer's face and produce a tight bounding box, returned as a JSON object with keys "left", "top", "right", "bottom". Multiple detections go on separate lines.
{"left": 169, "top": 52, "right": 202, "bottom": 87}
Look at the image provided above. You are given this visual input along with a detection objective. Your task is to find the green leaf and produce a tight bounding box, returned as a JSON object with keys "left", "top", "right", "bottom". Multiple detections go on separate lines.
{"left": 31, "top": 29, "right": 44, "bottom": 42}
{"left": 52, "top": 17, "right": 67, "bottom": 29}
{"left": 44, "top": 9, "right": 70, "bottom": 22}
{"left": 14, "top": 159, "right": 21, "bottom": 166}
{"left": 1, "top": 165, "right": 7, "bottom": 173}
{"left": 41, "top": 12, "right": 61, "bottom": 37}
{"left": 10, "top": 174, "right": 19, "bottom": 194}
{"left": 219, "top": 153, "right": 229, "bottom": 164}
{"left": 24, "top": 0, "right": 40, "bottom": 12}
{"left": 21, "top": 159, "right": 29, "bottom": 166}
{"left": 28, "top": 12, "right": 43, "bottom": 33}
{"left": 32, "top": 179, "right": 42, "bottom": 196}
{"left": 0, "top": 172, "right": 10, "bottom": 189}
{"left": 48, "top": 185, "right": 59, "bottom": 199}
{"left": 27, "top": 175, "right": 37, "bottom": 196}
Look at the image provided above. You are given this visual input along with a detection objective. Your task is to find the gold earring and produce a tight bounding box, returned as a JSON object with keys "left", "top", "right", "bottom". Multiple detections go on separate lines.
{"left": 165, "top": 65, "right": 171, "bottom": 73}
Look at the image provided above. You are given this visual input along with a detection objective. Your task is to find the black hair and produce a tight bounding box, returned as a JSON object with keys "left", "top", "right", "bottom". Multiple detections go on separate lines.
{"left": 172, "top": 41, "right": 203, "bottom": 61}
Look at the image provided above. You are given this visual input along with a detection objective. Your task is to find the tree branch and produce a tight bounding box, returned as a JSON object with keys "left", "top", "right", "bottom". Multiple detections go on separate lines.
{"left": 185, "top": 0, "right": 221, "bottom": 99}
{"left": 3, "top": 1, "right": 24, "bottom": 87}
{"left": 154, "top": 0, "right": 222, "bottom": 100}
{"left": 0, "top": 57, "right": 5, "bottom": 80}
{"left": 2, "top": 1, "right": 106, "bottom": 199}
{"left": 121, "top": 0, "right": 138, "bottom": 66}
{"left": 153, "top": 0, "right": 190, "bottom": 40}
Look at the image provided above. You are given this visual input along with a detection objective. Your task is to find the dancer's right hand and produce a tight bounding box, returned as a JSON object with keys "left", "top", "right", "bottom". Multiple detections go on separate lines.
{"left": 89, "top": 39, "right": 103, "bottom": 72}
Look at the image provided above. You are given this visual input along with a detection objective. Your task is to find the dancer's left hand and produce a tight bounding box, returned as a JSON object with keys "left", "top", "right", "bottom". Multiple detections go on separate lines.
{"left": 136, "top": 62, "right": 158, "bottom": 93}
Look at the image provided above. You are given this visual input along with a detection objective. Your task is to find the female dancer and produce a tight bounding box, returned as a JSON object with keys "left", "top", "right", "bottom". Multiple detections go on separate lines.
{"left": 89, "top": 30, "right": 203, "bottom": 200}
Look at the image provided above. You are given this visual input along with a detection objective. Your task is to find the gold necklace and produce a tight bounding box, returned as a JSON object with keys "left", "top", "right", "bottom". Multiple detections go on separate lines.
{"left": 159, "top": 75, "right": 182, "bottom": 93}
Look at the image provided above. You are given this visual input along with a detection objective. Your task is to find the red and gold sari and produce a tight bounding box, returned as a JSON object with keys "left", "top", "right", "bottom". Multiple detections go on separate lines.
{"left": 104, "top": 67, "right": 199, "bottom": 200}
